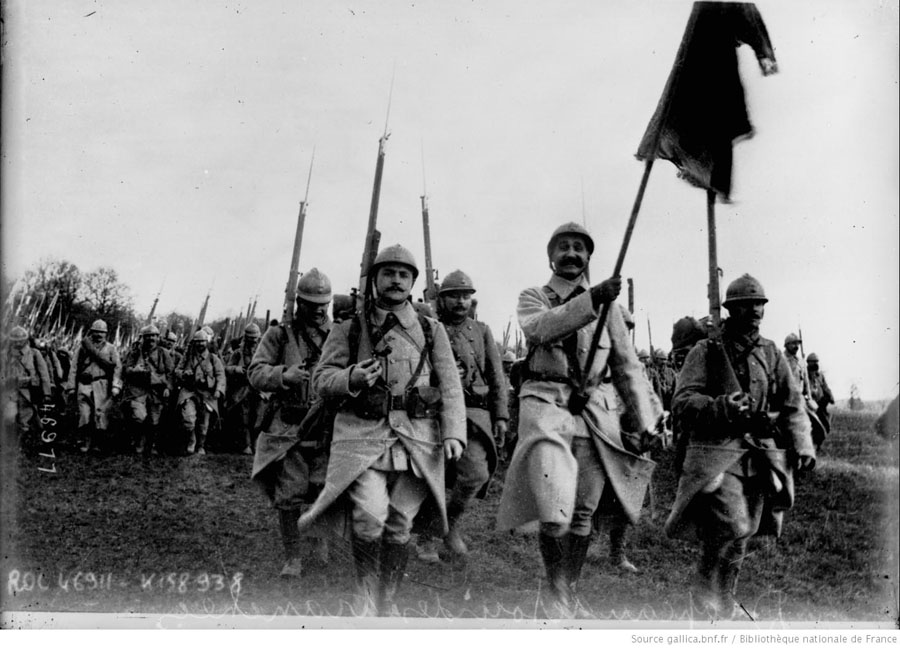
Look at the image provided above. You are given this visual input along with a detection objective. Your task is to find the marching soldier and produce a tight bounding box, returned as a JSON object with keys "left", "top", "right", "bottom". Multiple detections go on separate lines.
{"left": 806, "top": 352, "right": 835, "bottom": 444}
{"left": 122, "top": 325, "right": 175, "bottom": 455}
{"left": 225, "top": 323, "right": 269, "bottom": 455}
{"left": 670, "top": 316, "right": 706, "bottom": 373}
{"left": 299, "top": 245, "right": 466, "bottom": 616}
{"left": 66, "top": 320, "right": 123, "bottom": 453}
{"left": 666, "top": 274, "right": 815, "bottom": 619}
{"left": 783, "top": 333, "right": 810, "bottom": 399}
{"left": 418, "top": 270, "right": 508, "bottom": 560}
{"left": 3, "top": 326, "right": 52, "bottom": 448}
{"left": 496, "top": 222, "right": 662, "bottom": 617}
{"left": 652, "top": 348, "right": 677, "bottom": 413}
{"left": 174, "top": 329, "right": 226, "bottom": 455}
{"left": 248, "top": 268, "right": 334, "bottom": 579}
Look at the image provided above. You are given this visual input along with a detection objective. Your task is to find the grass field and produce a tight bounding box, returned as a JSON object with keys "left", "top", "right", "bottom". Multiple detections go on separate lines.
{"left": 1, "top": 408, "right": 898, "bottom": 627}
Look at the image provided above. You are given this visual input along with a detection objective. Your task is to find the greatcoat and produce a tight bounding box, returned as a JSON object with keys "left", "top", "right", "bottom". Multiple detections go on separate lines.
{"left": 175, "top": 348, "right": 226, "bottom": 413}
{"left": 66, "top": 338, "right": 123, "bottom": 429}
{"left": 496, "top": 273, "right": 661, "bottom": 532}
{"left": 443, "top": 316, "right": 509, "bottom": 497}
{"left": 665, "top": 327, "right": 814, "bottom": 541}
{"left": 297, "top": 301, "right": 466, "bottom": 538}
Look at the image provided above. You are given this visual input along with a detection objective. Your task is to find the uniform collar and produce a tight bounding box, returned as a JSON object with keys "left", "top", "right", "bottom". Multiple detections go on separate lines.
{"left": 547, "top": 272, "right": 590, "bottom": 301}
{"left": 373, "top": 301, "right": 417, "bottom": 329}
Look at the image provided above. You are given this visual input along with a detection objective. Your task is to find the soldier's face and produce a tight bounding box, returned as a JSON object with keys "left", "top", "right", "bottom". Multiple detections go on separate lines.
{"left": 785, "top": 341, "right": 800, "bottom": 355}
{"left": 11, "top": 339, "right": 27, "bottom": 350}
{"left": 297, "top": 299, "right": 329, "bottom": 326}
{"left": 550, "top": 235, "right": 591, "bottom": 280}
{"left": 142, "top": 334, "right": 159, "bottom": 351}
{"left": 91, "top": 331, "right": 106, "bottom": 344}
{"left": 375, "top": 264, "right": 414, "bottom": 305}
{"left": 440, "top": 291, "right": 474, "bottom": 320}
{"left": 160, "top": 339, "right": 173, "bottom": 349}
{"left": 726, "top": 301, "right": 765, "bottom": 332}
{"left": 244, "top": 335, "right": 260, "bottom": 351}
{"left": 191, "top": 341, "right": 206, "bottom": 354}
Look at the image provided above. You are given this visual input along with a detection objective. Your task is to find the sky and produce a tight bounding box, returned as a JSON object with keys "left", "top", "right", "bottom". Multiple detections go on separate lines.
{"left": 2, "top": 0, "right": 898, "bottom": 401}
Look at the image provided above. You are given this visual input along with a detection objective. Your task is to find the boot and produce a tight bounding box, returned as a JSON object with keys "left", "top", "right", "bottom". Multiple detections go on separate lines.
{"left": 79, "top": 426, "right": 93, "bottom": 453}
{"left": 443, "top": 500, "right": 469, "bottom": 557}
{"left": 144, "top": 426, "right": 158, "bottom": 456}
{"left": 565, "top": 533, "right": 592, "bottom": 593}
{"left": 378, "top": 540, "right": 410, "bottom": 616}
{"left": 133, "top": 423, "right": 146, "bottom": 454}
{"left": 278, "top": 509, "right": 303, "bottom": 579}
{"left": 718, "top": 541, "right": 747, "bottom": 621}
{"left": 352, "top": 537, "right": 382, "bottom": 617}
{"left": 609, "top": 524, "right": 638, "bottom": 573}
{"left": 195, "top": 431, "right": 207, "bottom": 455}
{"left": 416, "top": 534, "right": 442, "bottom": 564}
{"left": 185, "top": 429, "right": 196, "bottom": 454}
{"left": 693, "top": 538, "right": 723, "bottom": 618}
{"left": 538, "top": 533, "right": 573, "bottom": 618}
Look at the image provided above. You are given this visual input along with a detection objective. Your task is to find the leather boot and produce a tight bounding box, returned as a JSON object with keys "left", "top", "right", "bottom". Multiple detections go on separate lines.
{"left": 133, "top": 423, "right": 146, "bottom": 454}
{"left": 185, "top": 429, "right": 196, "bottom": 454}
{"left": 195, "top": 430, "right": 207, "bottom": 455}
{"left": 693, "top": 538, "right": 723, "bottom": 618}
{"left": 378, "top": 540, "right": 410, "bottom": 616}
{"left": 566, "top": 533, "right": 593, "bottom": 618}
{"left": 718, "top": 541, "right": 747, "bottom": 620}
{"left": 352, "top": 538, "right": 382, "bottom": 617}
{"left": 144, "top": 425, "right": 158, "bottom": 456}
{"left": 609, "top": 524, "right": 638, "bottom": 573}
{"left": 278, "top": 509, "right": 303, "bottom": 579}
{"left": 538, "top": 533, "right": 573, "bottom": 618}
{"left": 443, "top": 500, "right": 469, "bottom": 556}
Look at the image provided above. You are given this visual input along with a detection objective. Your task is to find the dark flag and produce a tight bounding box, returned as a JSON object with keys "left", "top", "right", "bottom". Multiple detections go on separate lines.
{"left": 636, "top": 2, "right": 777, "bottom": 200}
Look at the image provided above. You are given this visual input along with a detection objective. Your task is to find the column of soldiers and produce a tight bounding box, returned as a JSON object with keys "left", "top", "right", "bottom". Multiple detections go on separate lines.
{"left": 2, "top": 221, "right": 834, "bottom": 621}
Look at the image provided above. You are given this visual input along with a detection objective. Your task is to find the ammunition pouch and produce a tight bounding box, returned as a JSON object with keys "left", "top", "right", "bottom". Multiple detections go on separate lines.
{"left": 406, "top": 385, "right": 441, "bottom": 419}
{"left": 279, "top": 376, "right": 311, "bottom": 424}
{"left": 734, "top": 411, "right": 778, "bottom": 440}
{"left": 351, "top": 383, "right": 391, "bottom": 420}
{"left": 78, "top": 372, "right": 102, "bottom": 385}
{"left": 464, "top": 386, "right": 489, "bottom": 409}
{"left": 567, "top": 390, "right": 590, "bottom": 415}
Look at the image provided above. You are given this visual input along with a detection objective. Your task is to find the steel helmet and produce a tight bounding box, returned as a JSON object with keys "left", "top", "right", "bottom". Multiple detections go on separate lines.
{"left": 502, "top": 350, "right": 516, "bottom": 363}
{"left": 784, "top": 332, "right": 801, "bottom": 345}
{"left": 653, "top": 348, "right": 668, "bottom": 360}
{"left": 807, "top": 353, "right": 819, "bottom": 363}
{"left": 10, "top": 326, "right": 28, "bottom": 342}
{"left": 439, "top": 269, "right": 476, "bottom": 294}
{"left": 547, "top": 222, "right": 595, "bottom": 257}
{"left": 191, "top": 330, "right": 209, "bottom": 343}
{"left": 165, "top": 331, "right": 178, "bottom": 342}
{"left": 201, "top": 325, "right": 214, "bottom": 338}
{"left": 296, "top": 267, "right": 333, "bottom": 304}
{"left": 638, "top": 349, "right": 650, "bottom": 360}
{"left": 90, "top": 319, "right": 108, "bottom": 333}
{"left": 372, "top": 244, "right": 419, "bottom": 280}
{"left": 244, "top": 323, "right": 261, "bottom": 338}
{"left": 722, "top": 274, "right": 767, "bottom": 307}
{"left": 140, "top": 324, "right": 160, "bottom": 336}
{"left": 671, "top": 316, "right": 705, "bottom": 350}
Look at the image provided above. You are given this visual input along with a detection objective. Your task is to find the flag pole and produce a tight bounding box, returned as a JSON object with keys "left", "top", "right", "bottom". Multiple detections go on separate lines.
{"left": 571, "top": 157, "right": 654, "bottom": 412}
{"left": 706, "top": 188, "right": 722, "bottom": 341}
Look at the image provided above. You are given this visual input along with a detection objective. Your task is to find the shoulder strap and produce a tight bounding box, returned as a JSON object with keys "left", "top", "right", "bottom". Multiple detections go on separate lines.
{"left": 405, "top": 314, "right": 435, "bottom": 390}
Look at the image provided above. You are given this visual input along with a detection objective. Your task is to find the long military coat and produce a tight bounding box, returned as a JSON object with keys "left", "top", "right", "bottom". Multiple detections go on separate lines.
{"left": 297, "top": 302, "right": 466, "bottom": 538}
{"left": 175, "top": 349, "right": 225, "bottom": 413}
{"left": 123, "top": 345, "right": 174, "bottom": 403}
{"left": 496, "top": 273, "right": 661, "bottom": 532}
{"left": 665, "top": 329, "right": 814, "bottom": 540}
{"left": 5, "top": 345, "right": 52, "bottom": 404}
{"left": 66, "top": 338, "right": 123, "bottom": 407}
{"left": 443, "top": 316, "right": 509, "bottom": 496}
{"left": 248, "top": 320, "right": 330, "bottom": 483}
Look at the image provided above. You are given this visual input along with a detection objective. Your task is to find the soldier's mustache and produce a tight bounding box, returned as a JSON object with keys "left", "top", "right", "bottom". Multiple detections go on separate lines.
{"left": 560, "top": 256, "right": 584, "bottom": 267}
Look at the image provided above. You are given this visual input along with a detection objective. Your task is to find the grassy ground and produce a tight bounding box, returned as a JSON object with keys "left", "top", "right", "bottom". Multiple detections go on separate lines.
{"left": 1, "top": 408, "right": 897, "bottom": 626}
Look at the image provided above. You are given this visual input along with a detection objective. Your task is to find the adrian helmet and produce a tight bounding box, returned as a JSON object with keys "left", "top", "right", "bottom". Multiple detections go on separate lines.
{"left": 722, "top": 274, "right": 767, "bottom": 307}
{"left": 547, "top": 222, "right": 595, "bottom": 257}
{"left": 372, "top": 244, "right": 419, "bottom": 279}
{"left": 439, "top": 270, "right": 476, "bottom": 294}
{"left": 296, "top": 268, "right": 333, "bottom": 304}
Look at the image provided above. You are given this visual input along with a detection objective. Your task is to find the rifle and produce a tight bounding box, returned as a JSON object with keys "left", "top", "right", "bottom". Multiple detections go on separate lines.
{"left": 146, "top": 278, "right": 165, "bottom": 325}
{"left": 355, "top": 77, "right": 393, "bottom": 349}
{"left": 627, "top": 278, "right": 635, "bottom": 345}
{"left": 798, "top": 325, "right": 805, "bottom": 360}
{"left": 420, "top": 146, "right": 438, "bottom": 306}
{"left": 284, "top": 150, "right": 315, "bottom": 327}
{"left": 647, "top": 317, "right": 655, "bottom": 361}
